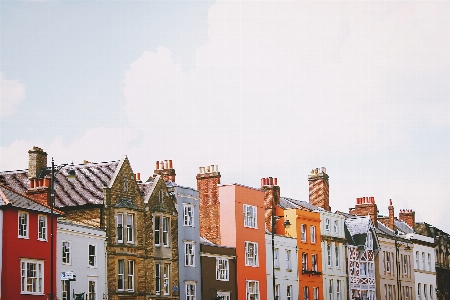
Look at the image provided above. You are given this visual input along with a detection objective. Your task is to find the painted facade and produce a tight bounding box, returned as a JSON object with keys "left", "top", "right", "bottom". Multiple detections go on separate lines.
{"left": 57, "top": 220, "right": 106, "bottom": 300}
{"left": 265, "top": 233, "right": 298, "bottom": 300}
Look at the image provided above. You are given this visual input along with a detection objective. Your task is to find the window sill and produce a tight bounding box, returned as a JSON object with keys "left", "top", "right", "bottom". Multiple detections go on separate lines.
{"left": 37, "top": 238, "right": 47, "bottom": 242}
{"left": 18, "top": 236, "right": 29, "bottom": 239}
{"left": 21, "top": 292, "right": 44, "bottom": 295}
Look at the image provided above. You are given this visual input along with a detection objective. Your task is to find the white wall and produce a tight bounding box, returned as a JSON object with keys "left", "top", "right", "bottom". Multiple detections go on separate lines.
{"left": 412, "top": 242, "right": 437, "bottom": 300}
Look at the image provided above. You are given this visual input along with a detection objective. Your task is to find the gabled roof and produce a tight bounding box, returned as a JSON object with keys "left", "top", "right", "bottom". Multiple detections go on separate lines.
{"left": 279, "top": 196, "right": 322, "bottom": 211}
{"left": 395, "top": 219, "right": 415, "bottom": 234}
{"left": 0, "top": 161, "right": 120, "bottom": 208}
{"left": 0, "top": 184, "right": 61, "bottom": 214}
{"left": 139, "top": 175, "right": 159, "bottom": 204}
{"left": 345, "top": 216, "right": 380, "bottom": 253}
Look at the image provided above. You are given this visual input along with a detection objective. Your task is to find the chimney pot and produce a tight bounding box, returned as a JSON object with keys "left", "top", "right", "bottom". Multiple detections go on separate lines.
{"left": 215, "top": 165, "right": 218, "bottom": 172}
{"left": 269, "top": 177, "right": 273, "bottom": 185}
{"left": 160, "top": 161, "right": 164, "bottom": 170}
{"left": 137, "top": 173, "right": 141, "bottom": 181}
{"left": 169, "top": 160, "right": 173, "bottom": 169}
{"left": 274, "top": 178, "right": 278, "bottom": 186}
{"left": 156, "top": 161, "right": 159, "bottom": 170}
{"left": 30, "top": 180, "right": 35, "bottom": 188}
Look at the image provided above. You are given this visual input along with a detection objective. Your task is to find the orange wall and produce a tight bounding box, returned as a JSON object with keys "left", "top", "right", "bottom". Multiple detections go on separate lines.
{"left": 284, "top": 209, "right": 323, "bottom": 300}
{"left": 219, "top": 184, "right": 268, "bottom": 300}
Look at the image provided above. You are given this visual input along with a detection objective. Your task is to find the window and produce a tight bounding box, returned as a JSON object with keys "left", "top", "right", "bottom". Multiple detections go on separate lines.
{"left": 367, "top": 233, "right": 373, "bottom": 248}
{"left": 325, "top": 218, "right": 330, "bottom": 231}
{"left": 127, "top": 261, "right": 134, "bottom": 291}
{"left": 38, "top": 215, "right": 47, "bottom": 240}
{"left": 405, "top": 286, "right": 410, "bottom": 300}
{"left": 334, "top": 220, "right": 338, "bottom": 233}
{"left": 275, "top": 284, "right": 280, "bottom": 300}
{"left": 430, "top": 285, "right": 433, "bottom": 300}
{"left": 126, "top": 214, "right": 134, "bottom": 243}
{"left": 403, "top": 255, "right": 408, "bottom": 275}
{"left": 303, "top": 286, "right": 310, "bottom": 300}
{"left": 336, "top": 280, "right": 341, "bottom": 300}
{"left": 18, "top": 211, "right": 28, "bottom": 238}
{"left": 155, "top": 263, "right": 161, "bottom": 295}
{"left": 155, "top": 216, "right": 161, "bottom": 246}
{"left": 245, "top": 241, "right": 258, "bottom": 266}
{"left": 327, "top": 244, "right": 332, "bottom": 266}
{"left": 302, "top": 253, "right": 308, "bottom": 270}
{"left": 118, "top": 260, "right": 125, "bottom": 291}
{"left": 21, "top": 259, "right": 43, "bottom": 294}
{"left": 287, "top": 285, "right": 292, "bottom": 300}
{"left": 286, "top": 250, "right": 292, "bottom": 271}
{"left": 244, "top": 204, "right": 257, "bottom": 228}
{"left": 428, "top": 253, "right": 431, "bottom": 271}
{"left": 424, "top": 284, "right": 428, "bottom": 300}
{"left": 62, "top": 281, "right": 69, "bottom": 300}
{"left": 422, "top": 252, "right": 426, "bottom": 271}
{"left": 183, "top": 204, "right": 194, "bottom": 226}
{"left": 163, "top": 264, "right": 170, "bottom": 295}
{"left": 388, "top": 285, "right": 393, "bottom": 300}
{"left": 418, "top": 283, "right": 421, "bottom": 300}
{"left": 123, "top": 176, "right": 128, "bottom": 192}
{"left": 274, "top": 248, "right": 280, "bottom": 268}
{"left": 301, "top": 224, "right": 307, "bottom": 241}
{"left": 62, "top": 241, "right": 71, "bottom": 264}
{"left": 416, "top": 251, "right": 420, "bottom": 269}
{"left": 329, "top": 279, "right": 333, "bottom": 300}
{"left": 313, "top": 287, "right": 319, "bottom": 300}
{"left": 368, "top": 262, "right": 375, "bottom": 277}
{"left": 89, "top": 244, "right": 96, "bottom": 267}
{"left": 360, "top": 262, "right": 367, "bottom": 276}
{"left": 186, "top": 282, "right": 196, "bottom": 300}
{"left": 216, "top": 258, "right": 229, "bottom": 281}
{"left": 117, "top": 213, "right": 124, "bottom": 243}
{"left": 88, "top": 280, "right": 96, "bottom": 300}
{"left": 162, "top": 217, "right": 169, "bottom": 246}
{"left": 185, "top": 241, "right": 195, "bottom": 266}
{"left": 310, "top": 225, "right": 316, "bottom": 243}
{"left": 246, "top": 280, "right": 259, "bottom": 300}
{"left": 312, "top": 254, "right": 317, "bottom": 271}
{"left": 335, "top": 246, "right": 340, "bottom": 267}
{"left": 217, "top": 292, "right": 231, "bottom": 300}
{"left": 386, "top": 252, "right": 391, "bottom": 272}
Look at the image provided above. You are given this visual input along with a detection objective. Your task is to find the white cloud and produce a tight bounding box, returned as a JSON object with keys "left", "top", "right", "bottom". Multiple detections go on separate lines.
{"left": 0, "top": 72, "right": 25, "bottom": 117}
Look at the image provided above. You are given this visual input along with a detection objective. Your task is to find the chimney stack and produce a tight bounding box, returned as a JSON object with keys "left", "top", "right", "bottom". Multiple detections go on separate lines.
{"left": 308, "top": 167, "right": 331, "bottom": 211}
{"left": 28, "top": 146, "right": 47, "bottom": 179}
{"left": 153, "top": 160, "right": 176, "bottom": 182}
{"left": 26, "top": 147, "right": 50, "bottom": 206}
{"left": 399, "top": 209, "right": 415, "bottom": 231}
{"left": 261, "top": 177, "right": 281, "bottom": 232}
{"left": 349, "top": 196, "right": 378, "bottom": 227}
{"left": 197, "top": 164, "right": 221, "bottom": 245}
{"left": 388, "top": 199, "right": 395, "bottom": 230}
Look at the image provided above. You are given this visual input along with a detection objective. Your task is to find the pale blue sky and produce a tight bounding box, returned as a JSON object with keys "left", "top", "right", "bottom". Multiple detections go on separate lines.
{"left": 1, "top": 0, "right": 449, "bottom": 232}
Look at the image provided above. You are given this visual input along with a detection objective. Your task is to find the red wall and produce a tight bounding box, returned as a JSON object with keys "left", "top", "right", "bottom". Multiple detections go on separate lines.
{"left": 2, "top": 207, "right": 57, "bottom": 300}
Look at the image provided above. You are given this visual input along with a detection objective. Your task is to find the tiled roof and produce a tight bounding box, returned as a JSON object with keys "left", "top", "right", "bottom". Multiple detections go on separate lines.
{"left": 279, "top": 197, "right": 322, "bottom": 211}
{"left": 0, "top": 161, "right": 120, "bottom": 208}
{"left": 200, "top": 236, "right": 216, "bottom": 246}
{"left": 139, "top": 176, "right": 158, "bottom": 203}
{"left": 0, "top": 184, "right": 60, "bottom": 214}
{"left": 395, "top": 219, "right": 415, "bottom": 234}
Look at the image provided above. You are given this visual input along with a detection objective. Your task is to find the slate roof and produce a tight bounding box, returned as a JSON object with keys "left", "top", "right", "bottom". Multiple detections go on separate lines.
{"left": 395, "top": 219, "right": 415, "bottom": 234}
{"left": 115, "top": 198, "right": 139, "bottom": 210}
{"left": 0, "top": 184, "right": 61, "bottom": 214}
{"left": 279, "top": 196, "right": 322, "bottom": 211}
{"left": 138, "top": 176, "right": 158, "bottom": 203}
{"left": 344, "top": 216, "right": 380, "bottom": 253}
{"left": 0, "top": 161, "right": 120, "bottom": 208}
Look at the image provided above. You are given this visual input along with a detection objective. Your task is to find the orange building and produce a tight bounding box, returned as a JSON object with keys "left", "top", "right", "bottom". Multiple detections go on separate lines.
{"left": 284, "top": 208, "right": 323, "bottom": 300}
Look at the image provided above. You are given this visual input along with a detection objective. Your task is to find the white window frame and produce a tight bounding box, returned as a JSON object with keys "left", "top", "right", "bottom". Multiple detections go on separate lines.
{"left": 329, "top": 279, "right": 334, "bottom": 300}
{"left": 418, "top": 283, "right": 421, "bottom": 300}
{"left": 304, "top": 286, "right": 310, "bottom": 300}
{"left": 62, "top": 241, "right": 71, "bottom": 265}
{"left": 163, "top": 217, "right": 169, "bottom": 246}
{"left": 88, "top": 279, "right": 97, "bottom": 300}
{"left": 301, "top": 224, "right": 307, "bottom": 242}
{"left": 37, "top": 215, "right": 47, "bottom": 241}
{"left": 20, "top": 259, "right": 43, "bottom": 294}
{"left": 428, "top": 253, "right": 431, "bottom": 271}
{"left": 302, "top": 252, "right": 308, "bottom": 270}
{"left": 327, "top": 244, "right": 332, "bottom": 267}
{"left": 310, "top": 225, "right": 316, "bottom": 243}
{"left": 62, "top": 280, "right": 69, "bottom": 300}
{"left": 312, "top": 254, "right": 317, "bottom": 271}
{"left": 117, "top": 213, "right": 124, "bottom": 243}
{"left": 337, "top": 280, "right": 341, "bottom": 300}
{"left": 313, "top": 287, "right": 319, "bottom": 300}
{"left": 403, "top": 255, "right": 408, "bottom": 275}
{"left": 186, "top": 281, "right": 196, "bottom": 300}
{"left": 275, "top": 284, "right": 280, "bottom": 300}
{"left": 286, "top": 249, "right": 292, "bottom": 271}
{"left": 422, "top": 252, "right": 426, "bottom": 271}
{"left": 245, "top": 241, "right": 258, "bottom": 267}
{"left": 118, "top": 259, "right": 125, "bottom": 291}
{"left": 183, "top": 204, "right": 194, "bottom": 227}
{"left": 155, "top": 216, "right": 161, "bottom": 246}
{"left": 216, "top": 257, "right": 229, "bottom": 281}
{"left": 126, "top": 214, "right": 134, "bottom": 244}
{"left": 155, "top": 263, "right": 161, "bottom": 295}
{"left": 416, "top": 251, "right": 420, "bottom": 269}
{"left": 88, "top": 244, "right": 97, "bottom": 267}
{"left": 244, "top": 204, "right": 257, "bottom": 229}
{"left": 335, "top": 246, "right": 340, "bottom": 268}
{"left": 325, "top": 218, "right": 330, "bottom": 231}
{"left": 334, "top": 220, "right": 338, "bottom": 233}
{"left": 185, "top": 241, "right": 195, "bottom": 267}
{"left": 163, "top": 264, "right": 170, "bottom": 295}
{"left": 274, "top": 248, "right": 280, "bottom": 268}
{"left": 127, "top": 260, "right": 134, "bottom": 291}
{"left": 217, "top": 291, "right": 231, "bottom": 300}
{"left": 18, "top": 211, "right": 29, "bottom": 238}
{"left": 246, "top": 280, "right": 259, "bottom": 300}
{"left": 287, "top": 285, "right": 293, "bottom": 300}
{"left": 386, "top": 252, "right": 391, "bottom": 272}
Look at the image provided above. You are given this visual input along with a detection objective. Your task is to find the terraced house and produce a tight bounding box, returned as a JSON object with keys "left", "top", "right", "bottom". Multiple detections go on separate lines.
{"left": 0, "top": 147, "right": 179, "bottom": 300}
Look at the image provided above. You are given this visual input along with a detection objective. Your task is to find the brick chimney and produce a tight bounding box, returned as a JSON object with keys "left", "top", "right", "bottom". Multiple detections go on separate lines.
{"left": 349, "top": 196, "right": 378, "bottom": 227}
{"left": 388, "top": 199, "right": 395, "bottom": 230}
{"left": 399, "top": 209, "right": 415, "bottom": 231}
{"left": 261, "top": 177, "right": 280, "bottom": 232}
{"left": 26, "top": 146, "right": 50, "bottom": 206}
{"left": 308, "top": 167, "right": 331, "bottom": 211}
{"left": 153, "top": 160, "right": 176, "bottom": 182}
{"left": 197, "top": 165, "right": 221, "bottom": 245}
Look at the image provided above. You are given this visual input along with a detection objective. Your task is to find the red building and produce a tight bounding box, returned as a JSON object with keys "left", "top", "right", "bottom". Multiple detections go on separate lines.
{"left": 0, "top": 183, "right": 60, "bottom": 300}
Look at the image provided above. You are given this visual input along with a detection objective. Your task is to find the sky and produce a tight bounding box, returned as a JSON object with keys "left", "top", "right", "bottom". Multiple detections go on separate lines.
{"left": 1, "top": 0, "right": 449, "bottom": 232}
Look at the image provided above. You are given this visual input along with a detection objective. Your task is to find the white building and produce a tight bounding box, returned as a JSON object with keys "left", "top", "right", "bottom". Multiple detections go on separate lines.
{"left": 406, "top": 233, "right": 437, "bottom": 300}
{"left": 266, "top": 233, "right": 298, "bottom": 300}
{"left": 57, "top": 220, "right": 106, "bottom": 300}
{"left": 318, "top": 210, "right": 347, "bottom": 300}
